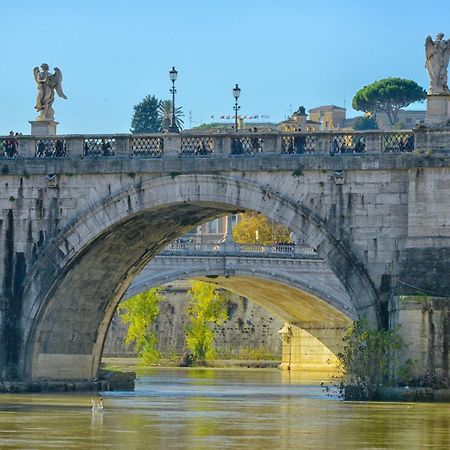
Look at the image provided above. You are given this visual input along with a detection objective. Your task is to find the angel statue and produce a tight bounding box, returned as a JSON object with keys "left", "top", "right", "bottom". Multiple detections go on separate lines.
{"left": 425, "top": 33, "right": 450, "bottom": 95}
{"left": 33, "top": 63, "right": 67, "bottom": 121}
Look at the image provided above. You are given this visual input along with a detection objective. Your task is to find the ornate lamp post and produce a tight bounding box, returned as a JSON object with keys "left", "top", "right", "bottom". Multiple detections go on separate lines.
{"left": 168, "top": 66, "right": 179, "bottom": 132}
{"left": 233, "top": 83, "right": 241, "bottom": 131}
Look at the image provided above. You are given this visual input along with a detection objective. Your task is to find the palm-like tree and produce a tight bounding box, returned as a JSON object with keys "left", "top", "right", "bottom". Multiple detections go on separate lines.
{"left": 158, "top": 100, "right": 184, "bottom": 131}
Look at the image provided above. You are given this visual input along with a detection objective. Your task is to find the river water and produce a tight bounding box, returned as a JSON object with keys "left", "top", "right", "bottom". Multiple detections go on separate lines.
{"left": 0, "top": 367, "right": 449, "bottom": 449}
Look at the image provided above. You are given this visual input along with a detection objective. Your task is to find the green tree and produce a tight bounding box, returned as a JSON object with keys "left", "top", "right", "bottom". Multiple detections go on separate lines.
{"left": 352, "top": 115, "right": 379, "bottom": 130}
{"left": 194, "top": 122, "right": 221, "bottom": 130}
{"left": 352, "top": 78, "right": 426, "bottom": 126}
{"left": 185, "top": 281, "right": 228, "bottom": 362}
{"left": 158, "top": 99, "right": 184, "bottom": 131}
{"left": 337, "top": 317, "right": 406, "bottom": 400}
{"left": 130, "top": 95, "right": 162, "bottom": 133}
{"left": 232, "top": 212, "right": 293, "bottom": 245}
{"left": 117, "top": 288, "right": 165, "bottom": 364}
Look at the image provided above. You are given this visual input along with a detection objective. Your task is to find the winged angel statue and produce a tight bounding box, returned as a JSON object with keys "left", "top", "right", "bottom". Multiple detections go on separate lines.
{"left": 33, "top": 63, "right": 67, "bottom": 120}
{"left": 425, "top": 33, "right": 450, "bottom": 95}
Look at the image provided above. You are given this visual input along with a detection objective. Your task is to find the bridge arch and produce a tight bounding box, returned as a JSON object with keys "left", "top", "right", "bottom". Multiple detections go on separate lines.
{"left": 124, "top": 258, "right": 355, "bottom": 355}
{"left": 127, "top": 255, "right": 357, "bottom": 322}
{"left": 19, "top": 173, "right": 377, "bottom": 380}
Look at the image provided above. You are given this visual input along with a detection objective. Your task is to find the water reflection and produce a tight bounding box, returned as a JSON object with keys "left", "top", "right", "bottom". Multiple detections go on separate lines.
{"left": 0, "top": 368, "right": 449, "bottom": 449}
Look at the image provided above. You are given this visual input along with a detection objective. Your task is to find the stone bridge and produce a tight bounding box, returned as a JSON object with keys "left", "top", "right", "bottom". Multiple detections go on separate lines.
{"left": 127, "top": 242, "right": 353, "bottom": 362}
{"left": 0, "top": 128, "right": 449, "bottom": 381}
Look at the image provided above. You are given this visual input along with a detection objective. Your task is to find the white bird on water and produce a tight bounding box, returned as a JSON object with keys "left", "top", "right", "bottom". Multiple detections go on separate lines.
{"left": 91, "top": 396, "right": 104, "bottom": 412}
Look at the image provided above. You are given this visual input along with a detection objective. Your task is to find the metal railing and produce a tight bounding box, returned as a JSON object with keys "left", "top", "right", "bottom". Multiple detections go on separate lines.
{"left": 35, "top": 138, "right": 66, "bottom": 157}
{"left": 281, "top": 134, "right": 316, "bottom": 154}
{"left": 132, "top": 136, "right": 163, "bottom": 158}
{"left": 0, "top": 137, "right": 20, "bottom": 157}
{"left": 180, "top": 136, "right": 215, "bottom": 156}
{"left": 159, "top": 241, "right": 318, "bottom": 258}
{"left": 83, "top": 137, "right": 116, "bottom": 157}
{"left": 0, "top": 128, "right": 442, "bottom": 159}
{"left": 231, "top": 136, "right": 264, "bottom": 155}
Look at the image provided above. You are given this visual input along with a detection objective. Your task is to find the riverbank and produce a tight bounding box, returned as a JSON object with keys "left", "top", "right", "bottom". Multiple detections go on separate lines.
{"left": 0, "top": 380, "right": 109, "bottom": 394}
{"left": 0, "top": 357, "right": 280, "bottom": 393}
{"left": 380, "top": 386, "right": 450, "bottom": 402}
{"left": 101, "top": 357, "right": 281, "bottom": 372}
{"left": 0, "top": 361, "right": 137, "bottom": 393}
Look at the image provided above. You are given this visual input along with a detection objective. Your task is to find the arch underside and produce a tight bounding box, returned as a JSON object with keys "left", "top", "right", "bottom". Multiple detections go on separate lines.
{"left": 29, "top": 203, "right": 235, "bottom": 380}
{"left": 126, "top": 261, "right": 354, "bottom": 356}
{"left": 127, "top": 256, "right": 356, "bottom": 323}
{"left": 22, "top": 174, "right": 377, "bottom": 381}
{"left": 197, "top": 276, "right": 351, "bottom": 354}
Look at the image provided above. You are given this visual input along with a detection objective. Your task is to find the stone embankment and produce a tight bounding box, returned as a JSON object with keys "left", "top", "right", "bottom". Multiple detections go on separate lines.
{"left": 0, "top": 380, "right": 109, "bottom": 393}
{"left": 380, "top": 387, "right": 450, "bottom": 402}
{"left": 0, "top": 370, "right": 136, "bottom": 393}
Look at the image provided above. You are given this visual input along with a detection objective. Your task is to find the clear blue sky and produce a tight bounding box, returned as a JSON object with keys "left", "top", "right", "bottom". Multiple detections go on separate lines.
{"left": 0, "top": 0, "right": 446, "bottom": 134}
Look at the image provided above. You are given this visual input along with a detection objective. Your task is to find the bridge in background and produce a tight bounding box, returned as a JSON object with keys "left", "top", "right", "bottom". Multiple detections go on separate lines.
{"left": 126, "top": 240, "right": 353, "bottom": 368}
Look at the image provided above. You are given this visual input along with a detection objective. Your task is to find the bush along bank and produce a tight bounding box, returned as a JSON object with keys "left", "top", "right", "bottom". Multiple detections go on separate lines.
{"left": 326, "top": 318, "right": 450, "bottom": 402}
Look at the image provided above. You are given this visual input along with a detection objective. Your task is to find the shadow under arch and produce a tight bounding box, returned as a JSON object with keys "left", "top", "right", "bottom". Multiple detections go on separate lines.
{"left": 125, "top": 264, "right": 354, "bottom": 354}
{"left": 19, "top": 174, "right": 378, "bottom": 381}
{"left": 127, "top": 260, "right": 357, "bottom": 323}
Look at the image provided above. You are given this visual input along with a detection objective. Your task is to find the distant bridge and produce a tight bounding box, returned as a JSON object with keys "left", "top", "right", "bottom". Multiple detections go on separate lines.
{"left": 127, "top": 241, "right": 354, "bottom": 322}
{"left": 125, "top": 241, "right": 353, "bottom": 358}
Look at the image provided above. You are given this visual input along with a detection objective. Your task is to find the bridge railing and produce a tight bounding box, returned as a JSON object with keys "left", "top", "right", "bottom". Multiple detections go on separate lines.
{"left": 1, "top": 127, "right": 448, "bottom": 159}
{"left": 159, "top": 241, "right": 318, "bottom": 258}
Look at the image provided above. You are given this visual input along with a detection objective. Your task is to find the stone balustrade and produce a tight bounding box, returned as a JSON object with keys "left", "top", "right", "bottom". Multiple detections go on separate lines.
{"left": 159, "top": 241, "right": 318, "bottom": 258}
{"left": 2, "top": 127, "right": 449, "bottom": 159}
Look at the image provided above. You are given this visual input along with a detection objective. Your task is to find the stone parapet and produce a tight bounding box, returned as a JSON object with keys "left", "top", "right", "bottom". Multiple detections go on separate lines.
{"left": 425, "top": 94, "right": 450, "bottom": 125}
{"left": 1, "top": 129, "right": 435, "bottom": 160}
{"left": 414, "top": 125, "right": 450, "bottom": 152}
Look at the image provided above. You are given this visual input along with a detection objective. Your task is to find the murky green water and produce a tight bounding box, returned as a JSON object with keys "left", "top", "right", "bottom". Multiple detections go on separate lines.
{"left": 0, "top": 368, "right": 449, "bottom": 449}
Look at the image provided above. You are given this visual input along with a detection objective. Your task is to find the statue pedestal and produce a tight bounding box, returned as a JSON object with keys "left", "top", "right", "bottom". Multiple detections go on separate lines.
{"left": 425, "top": 95, "right": 450, "bottom": 126}
{"left": 29, "top": 120, "right": 58, "bottom": 136}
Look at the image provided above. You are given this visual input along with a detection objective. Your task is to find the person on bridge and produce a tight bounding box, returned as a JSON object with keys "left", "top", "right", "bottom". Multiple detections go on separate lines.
{"left": 251, "top": 127, "right": 260, "bottom": 153}
{"left": 294, "top": 128, "right": 306, "bottom": 154}
{"left": 330, "top": 137, "right": 340, "bottom": 154}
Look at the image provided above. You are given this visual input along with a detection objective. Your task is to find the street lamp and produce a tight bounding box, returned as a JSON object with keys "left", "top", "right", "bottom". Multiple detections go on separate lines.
{"left": 233, "top": 83, "right": 241, "bottom": 131}
{"left": 168, "top": 66, "right": 179, "bottom": 132}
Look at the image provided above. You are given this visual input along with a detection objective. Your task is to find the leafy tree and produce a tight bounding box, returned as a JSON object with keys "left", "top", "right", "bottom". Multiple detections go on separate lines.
{"left": 394, "top": 122, "right": 407, "bottom": 130}
{"left": 158, "top": 99, "right": 184, "bottom": 131}
{"left": 117, "top": 288, "right": 165, "bottom": 364}
{"left": 185, "top": 281, "right": 228, "bottom": 362}
{"left": 352, "top": 78, "right": 426, "bottom": 126}
{"left": 352, "top": 115, "right": 379, "bottom": 130}
{"left": 337, "top": 317, "right": 406, "bottom": 400}
{"left": 130, "top": 95, "right": 162, "bottom": 133}
{"left": 232, "top": 212, "right": 293, "bottom": 245}
{"left": 194, "top": 122, "right": 221, "bottom": 130}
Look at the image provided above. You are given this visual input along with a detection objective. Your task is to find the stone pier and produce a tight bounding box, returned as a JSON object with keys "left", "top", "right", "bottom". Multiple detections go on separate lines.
{"left": 278, "top": 324, "right": 343, "bottom": 373}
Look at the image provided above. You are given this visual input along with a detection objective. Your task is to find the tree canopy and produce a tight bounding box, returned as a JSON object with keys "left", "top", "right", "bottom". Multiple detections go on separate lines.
{"left": 352, "top": 78, "right": 426, "bottom": 126}
{"left": 185, "top": 281, "right": 228, "bottom": 362}
{"left": 352, "top": 115, "right": 379, "bottom": 131}
{"left": 130, "top": 95, "right": 185, "bottom": 133}
{"left": 117, "top": 288, "right": 165, "bottom": 364}
{"left": 130, "top": 95, "right": 162, "bottom": 133}
{"left": 158, "top": 99, "right": 184, "bottom": 131}
{"left": 232, "top": 212, "right": 293, "bottom": 245}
